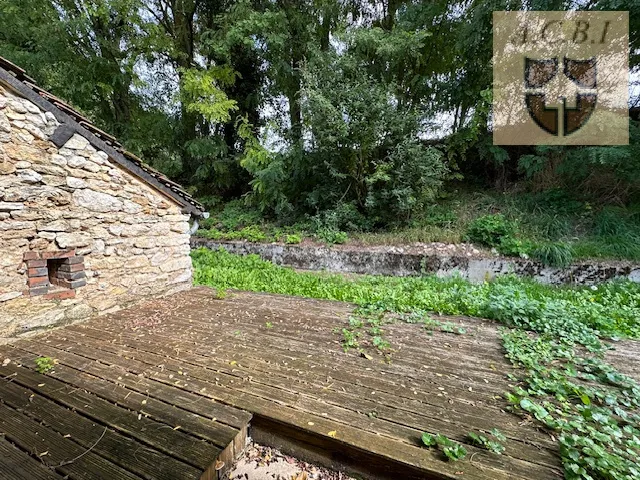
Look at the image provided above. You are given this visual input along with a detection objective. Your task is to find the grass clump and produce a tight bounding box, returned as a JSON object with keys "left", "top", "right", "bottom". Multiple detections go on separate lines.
{"left": 193, "top": 248, "right": 640, "bottom": 479}
{"left": 531, "top": 241, "right": 574, "bottom": 267}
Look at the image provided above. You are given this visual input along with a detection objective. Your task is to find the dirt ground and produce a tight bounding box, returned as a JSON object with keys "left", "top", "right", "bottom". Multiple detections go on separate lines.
{"left": 224, "top": 442, "right": 356, "bottom": 480}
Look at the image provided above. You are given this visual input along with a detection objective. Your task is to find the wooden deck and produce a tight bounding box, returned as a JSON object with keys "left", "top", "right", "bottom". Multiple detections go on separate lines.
{"left": 0, "top": 287, "right": 573, "bottom": 479}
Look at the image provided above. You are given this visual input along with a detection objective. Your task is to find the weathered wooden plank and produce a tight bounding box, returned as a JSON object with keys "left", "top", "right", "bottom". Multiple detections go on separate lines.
{"left": 1, "top": 349, "right": 247, "bottom": 480}
{"left": 0, "top": 380, "right": 202, "bottom": 480}
{"left": 67, "top": 331, "right": 559, "bottom": 468}
{"left": 0, "top": 360, "right": 226, "bottom": 470}
{"left": 59, "top": 323, "right": 544, "bottom": 447}
{"left": 83, "top": 299, "right": 513, "bottom": 384}
{"left": 69, "top": 320, "right": 511, "bottom": 403}
{"left": 4, "top": 346, "right": 249, "bottom": 436}
{"left": 11, "top": 341, "right": 562, "bottom": 480}
{"left": 0, "top": 401, "right": 143, "bottom": 480}
{"left": 0, "top": 436, "right": 65, "bottom": 480}
{"left": 47, "top": 328, "right": 558, "bottom": 463}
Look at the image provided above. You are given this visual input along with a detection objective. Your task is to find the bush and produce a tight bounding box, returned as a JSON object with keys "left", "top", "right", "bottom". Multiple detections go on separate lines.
{"left": 200, "top": 225, "right": 267, "bottom": 242}
{"left": 316, "top": 228, "right": 348, "bottom": 245}
{"left": 284, "top": 234, "right": 302, "bottom": 244}
{"left": 497, "top": 237, "right": 533, "bottom": 257}
{"left": 465, "top": 214, "right": 515, "bottom": 248}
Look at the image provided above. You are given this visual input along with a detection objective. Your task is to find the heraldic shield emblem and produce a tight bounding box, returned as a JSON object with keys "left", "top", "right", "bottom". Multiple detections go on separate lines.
{"left": 493, "top": 11, "right": 629, "bottom": 146}
{"left": 525, "top": 57, "right": 597, "bottom": 136}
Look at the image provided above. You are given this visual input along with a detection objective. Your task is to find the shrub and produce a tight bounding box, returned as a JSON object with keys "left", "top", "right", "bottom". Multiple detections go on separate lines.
{"left": 284, "top": 234, "right": 302, "bottom": 244}
{"left": 498, "top": 237, "right": 533, "bottom": 257}
{"left": 465, "top": 214, "right": 515, "bottom": 248}
{"left": 316, "top": 228, "right": 348, "bottom": 245}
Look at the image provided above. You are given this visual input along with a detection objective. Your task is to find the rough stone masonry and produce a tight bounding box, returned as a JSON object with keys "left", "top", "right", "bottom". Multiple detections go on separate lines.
{"left": 0, "top": 83, "right": 194, "bottom": 339}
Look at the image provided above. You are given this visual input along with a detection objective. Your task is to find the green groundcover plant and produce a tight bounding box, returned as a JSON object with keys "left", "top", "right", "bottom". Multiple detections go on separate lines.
{"left": 193, "top": 248, "right": 640, "bottom": 480}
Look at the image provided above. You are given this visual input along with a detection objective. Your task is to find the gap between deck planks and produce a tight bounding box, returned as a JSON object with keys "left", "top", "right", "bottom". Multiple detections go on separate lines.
{"left": 0, "top": 287, "right": 567, "bottom": 480}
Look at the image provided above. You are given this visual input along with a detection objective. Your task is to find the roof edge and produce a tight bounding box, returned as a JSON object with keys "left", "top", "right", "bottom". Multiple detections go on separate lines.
{"left": 0, "top": 68, "right": 204, "bottom": 217}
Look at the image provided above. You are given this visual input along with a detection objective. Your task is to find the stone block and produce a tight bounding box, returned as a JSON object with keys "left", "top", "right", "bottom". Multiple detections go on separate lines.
{"left": 65, "top": 303, "right": 93, "bottom": 320}
{"left": 0, "top": 202, "right": 24, "bottom": 211}
{"left": 64, "top": 134, "right": 90, "bottom": 150}
{"left": 84, "top": 161, "right": 101, "bottom": 173}
{"left": 56, "top": 232, "right": 91, "bottom": 248}
{"left": 134, "top": 237, "right": 156, "bottom": 249}
{"left": 0, "top": 161, "right": 15, "bottom": 174}
{"left": 38, "top": 220, "right": 69, "bottom": 232}
{"left": 17, "top": 169, "right": 42, "bottom": 183}
{"left": 66, "top": 176, "right": 87, "bottom": 189}
{"left": 73, "top": 189, "right": 123, "bottom": 213}
{"left": 0, "top": 291, "right": 22, "bottom": 302}
{"left": 67, "top": 155, "right": 87, "bottom": 168}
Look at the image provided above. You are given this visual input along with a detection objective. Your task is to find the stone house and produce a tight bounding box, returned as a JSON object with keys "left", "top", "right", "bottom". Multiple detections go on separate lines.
{"left": 0, "top": 57, "right": 205, "bottom": 339}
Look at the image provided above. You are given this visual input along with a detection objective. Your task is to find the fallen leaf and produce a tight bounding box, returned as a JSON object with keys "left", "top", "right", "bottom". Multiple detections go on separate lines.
{"left": 327, "top": 430, "right": 337, "bottom": 438}
{"left": 229, "top": 361, "right": 237, "bottom": 366}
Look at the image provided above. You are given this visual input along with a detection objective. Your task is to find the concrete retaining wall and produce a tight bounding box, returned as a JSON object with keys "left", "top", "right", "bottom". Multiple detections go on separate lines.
{"left": 191, "top": 238, "right": 640, "bottom": 286}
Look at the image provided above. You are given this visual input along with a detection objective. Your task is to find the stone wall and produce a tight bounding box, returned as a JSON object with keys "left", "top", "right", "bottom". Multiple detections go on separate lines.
{"left": 192, "top": 239, "right": 640, "bottom": 286}
{"left": 0, "top": 83, "right": 193, "bottom": 339}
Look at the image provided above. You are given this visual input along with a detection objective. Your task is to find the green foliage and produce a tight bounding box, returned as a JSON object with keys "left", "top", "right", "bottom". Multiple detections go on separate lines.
{"left": 468, "top": 429, "right": 506, "bottom": 454}
{"left": 465, "top": 214, "right": 515, "bottom": 249}
{"left": 35, "top": 357, "right": 55, "bottom": 374}
{"left": 315, "top": 228, "right": 348, "bottom": 245}
{"left": 200, "top": 225, "right": 267, "bottom": 242}
{"left": 497, "top": 236, "right": 533, "bottom": 258}
{"left": 179, "top": 67, "right": 238, "bottom": 124}
{"left": 531, "top": 242, "right": 574, "bottom": 268}
{"left": 193, "top": 248, "right": 640, "bottom": 478}
{"left": 284, "top": 234, "right": 302, "bottom": 245}
{"left": 421, "top": 433, "right": 467, "bottom": 461}
{"left": 192, "top": 248, "right": 640, "bottom": 339}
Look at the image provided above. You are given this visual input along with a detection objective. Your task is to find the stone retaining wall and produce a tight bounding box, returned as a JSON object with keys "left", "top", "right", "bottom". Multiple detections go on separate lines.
{"left": 192, "top": 238, "right": 640, "bottom": 286}
{"left": 0, "top": 84, "right": 192, "bottom": 339}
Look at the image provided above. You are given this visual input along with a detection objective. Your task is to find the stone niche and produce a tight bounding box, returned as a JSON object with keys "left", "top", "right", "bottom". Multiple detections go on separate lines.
{"left": 23, "top": 249, "right": 86, "bottom": 300}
